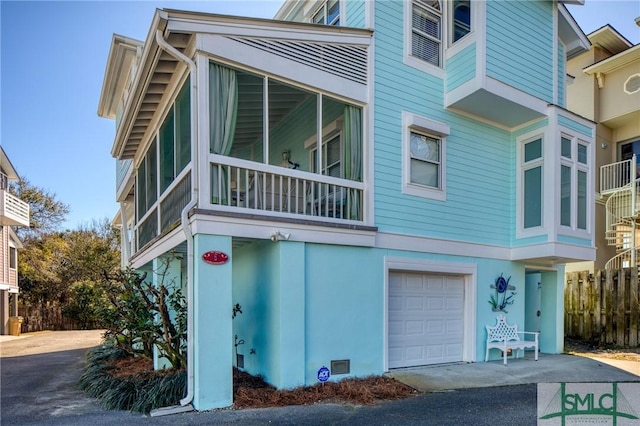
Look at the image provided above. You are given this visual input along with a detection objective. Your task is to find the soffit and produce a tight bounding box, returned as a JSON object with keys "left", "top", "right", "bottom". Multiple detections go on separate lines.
{"left": 584, "top": 44, "right": 640, "bottom": 75}
{"left": 588, "top": 25, "right": 633, "bottom": 56}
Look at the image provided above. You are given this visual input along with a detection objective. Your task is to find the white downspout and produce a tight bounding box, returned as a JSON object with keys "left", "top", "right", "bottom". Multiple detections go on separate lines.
{"left": 155, "top": 29, "right": 198, "bottom": 408}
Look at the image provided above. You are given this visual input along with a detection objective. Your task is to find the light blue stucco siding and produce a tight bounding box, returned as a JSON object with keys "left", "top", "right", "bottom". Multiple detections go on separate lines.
{"left": 193, "top": 234, "right": 233, "bottom": 410}
{"left": 232, "top": 240, "right": 306, "bottom": 389}
{"left": 446, "top": 43, "right": 476, "bottom": 92}
{"left": 345, "top": 0, "right": 365, "bottom": 28}
{"left": 304, "top": 244, "right": 383, "bottom": 383}
{"left": 558, "top": 115, "right": 593, "bottom": 138}
{"left": 373, "top": 1, "right": 513, "bottom": 247}
{"left": 485, "top": 0, "right": 554, "bottom": 103}
{"left": 232, "top": 238, "right": 563, "bottom": 382}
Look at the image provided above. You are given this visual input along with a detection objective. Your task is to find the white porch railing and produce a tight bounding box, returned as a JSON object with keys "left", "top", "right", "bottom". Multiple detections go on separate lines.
{"left": 209, "top": 154, "right": 364, "bottom": 223}
{"left": 0, "top": 189, "right": 29, "bottom": 227}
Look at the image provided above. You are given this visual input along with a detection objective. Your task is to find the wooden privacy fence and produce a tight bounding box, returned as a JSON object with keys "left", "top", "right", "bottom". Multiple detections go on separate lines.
{"left": 565, "top": 269, "right": 640, "bottom": 347}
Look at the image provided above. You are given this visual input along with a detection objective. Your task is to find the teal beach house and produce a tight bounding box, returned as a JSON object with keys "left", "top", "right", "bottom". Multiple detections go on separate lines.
{"left": 99, "top": 0, "right": 594, "bottom": 410}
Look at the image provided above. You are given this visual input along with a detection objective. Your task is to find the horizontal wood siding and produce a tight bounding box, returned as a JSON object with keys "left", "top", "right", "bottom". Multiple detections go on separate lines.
{"left": 346, "top": 0, "right": 365, "bottom": 28}
{"left": 373, "top": 1, "right": 513, "bottom": 246}
{"left": 558, "top": 115, "right": 592, "bottom": 138}
{"left": 446, "top": 43, "right": 476, "bottom": 92}
{"left": 485, "top": 0, "right": 553, "bottom": 102}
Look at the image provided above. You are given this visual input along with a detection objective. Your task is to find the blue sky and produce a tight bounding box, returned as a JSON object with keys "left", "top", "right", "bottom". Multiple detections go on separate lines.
{"left": 1, "top": 1, "right": 639, "bottom": 230}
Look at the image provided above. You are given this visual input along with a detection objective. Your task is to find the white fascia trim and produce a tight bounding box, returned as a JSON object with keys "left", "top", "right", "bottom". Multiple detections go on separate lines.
{"left": 197, "top": 34, "right": 368, "bottom": 104}
{"left": 511, "top": 242, "right": 596, "bottom": 262}
{"left": 484, "top": 77, "right": 550, "bottom": 117}
{"left": 129, "top": 226, "right": 187, "bottom": 270}
{"left": 376, "top": 231, "right": 511, "bottom": 261}
{"left": 191, "top": 214, "right": 376, "bottom": 247}
{"left": 382, "top": 256, "right": 477, "bottom": 370}
{"left": 167, "top": 18, "right": 372, "bottom": 45}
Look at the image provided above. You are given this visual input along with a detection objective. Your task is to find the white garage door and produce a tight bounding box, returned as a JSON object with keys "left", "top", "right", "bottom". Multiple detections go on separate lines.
{"left": 388, "top": 272, "right": 464, "bottom": 368}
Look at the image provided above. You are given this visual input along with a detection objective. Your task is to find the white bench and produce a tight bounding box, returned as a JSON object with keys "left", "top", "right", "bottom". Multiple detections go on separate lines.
{"left": 485, "top": 315, "right": 539, "bottom": 365}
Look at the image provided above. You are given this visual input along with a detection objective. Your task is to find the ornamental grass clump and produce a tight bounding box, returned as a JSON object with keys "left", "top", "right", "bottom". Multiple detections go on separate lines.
{"left": 79, "top": 341, "right": 186, "bottom": 413}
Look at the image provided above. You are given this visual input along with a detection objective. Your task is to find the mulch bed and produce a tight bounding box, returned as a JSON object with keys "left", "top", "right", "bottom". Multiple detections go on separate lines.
{"left": 233, "top": 369, "right": 416, "bottom": 408}
{"left": 106, "top": 356, "right": 416, "bottom": 409}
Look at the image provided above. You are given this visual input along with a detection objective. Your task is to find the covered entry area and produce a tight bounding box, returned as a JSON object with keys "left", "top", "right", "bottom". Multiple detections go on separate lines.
{"left": 385, "top": 258, "right": 477, "bottom": 370}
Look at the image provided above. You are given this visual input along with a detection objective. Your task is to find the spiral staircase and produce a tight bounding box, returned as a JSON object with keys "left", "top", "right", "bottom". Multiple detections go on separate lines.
{"left": 601, "top": 155, "right": 640, "bottom": 269}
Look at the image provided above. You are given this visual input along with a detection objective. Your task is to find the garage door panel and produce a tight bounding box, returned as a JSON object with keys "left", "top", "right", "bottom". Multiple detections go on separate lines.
{"left": 389, "top": 272, "right": 465, "bottom": 369}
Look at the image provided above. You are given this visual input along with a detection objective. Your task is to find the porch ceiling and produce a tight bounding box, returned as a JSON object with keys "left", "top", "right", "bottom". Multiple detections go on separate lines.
{"left": 120, "top": 32, "right": 193, "bottom": 159}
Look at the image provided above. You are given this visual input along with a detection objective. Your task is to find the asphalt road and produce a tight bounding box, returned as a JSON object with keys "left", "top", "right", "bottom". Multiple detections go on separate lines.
{"left": 0, "top": 331, "right": 538, "bottom": 425}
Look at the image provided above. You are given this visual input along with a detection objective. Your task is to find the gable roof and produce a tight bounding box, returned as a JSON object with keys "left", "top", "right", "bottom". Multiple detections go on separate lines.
{"left": 0, "top": 146, "right": 20, "bottom": 181}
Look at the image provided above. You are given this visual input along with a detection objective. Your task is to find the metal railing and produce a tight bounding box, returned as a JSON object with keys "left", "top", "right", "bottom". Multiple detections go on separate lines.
{"left": 600, "top": 156, "right": 635, "bottom": 194}
{"left": 209, "top": 154, "right": 364, "bottom": 222}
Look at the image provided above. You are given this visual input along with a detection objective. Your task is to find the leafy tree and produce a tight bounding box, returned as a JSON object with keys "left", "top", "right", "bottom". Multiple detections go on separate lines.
{"left": 100, "top": 259, "right": 187, "bottom": 369}
{"left": 9, "top": 178, "right": 69, "bottom": 239}
{"left": 63, "top": 280, "right": 108, "bottom": 329}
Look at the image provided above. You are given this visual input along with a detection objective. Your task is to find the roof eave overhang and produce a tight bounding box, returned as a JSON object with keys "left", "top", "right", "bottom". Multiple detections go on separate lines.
{"left": 98, "top": 34, "right": 144, "bottom": 120}
{"left": 111, "top": 10, "right": 168, "bottom": 159}
{"left": 111, "top": 9, "right": 372, "bottom": 161}
{"left": 584, "top": 44, "right": 640, "bottom": 75}
{"left": 558, "top": 5, "right": 590, "bottom": 60}
{"left": 0, "top": 146, "right": 20, "bottom": 181}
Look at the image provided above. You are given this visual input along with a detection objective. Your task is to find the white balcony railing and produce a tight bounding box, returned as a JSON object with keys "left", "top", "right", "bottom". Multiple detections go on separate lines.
{"left": 209, "top": 154, "right": 364, "bottom": 223}
{"left": 0, "top": 190, "right": 29, "bottom": 227}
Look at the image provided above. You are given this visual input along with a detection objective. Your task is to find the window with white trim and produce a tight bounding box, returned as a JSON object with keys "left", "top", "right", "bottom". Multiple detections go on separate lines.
{"left": 560, "top": 135, "right": 589, "bottom": 231}
{"left": 450, "top": 0, "right": 471, "bottom": 43}
{"left": 522, "top": 137, "right": 543, "bottom": 229}
{"left": 411, "top": 0, "right": 442, "bottom": 67}
{"left": 311, "top": 132, "right": 342, "bottom": 177}
{"left": 402, "top": 112, "right": 449, "bottom": 200}
{"left": 312, "top": 0, "right": 340, "bottom": 25}
{"left": 9, "top": 246, "right": 17, "bottom": 270}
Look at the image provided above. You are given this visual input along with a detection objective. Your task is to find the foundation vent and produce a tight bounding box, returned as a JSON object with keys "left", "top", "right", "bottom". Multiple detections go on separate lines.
{"left": 330, "top": 359, "right": 350, "bottom": 375}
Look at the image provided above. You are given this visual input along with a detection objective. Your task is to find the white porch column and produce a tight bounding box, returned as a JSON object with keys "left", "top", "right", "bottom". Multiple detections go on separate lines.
{"left": 192, "top": 234, "right": 233, "bottom": 409}
{"left": 275, "top": 241, "right": 306, "bottom": 388}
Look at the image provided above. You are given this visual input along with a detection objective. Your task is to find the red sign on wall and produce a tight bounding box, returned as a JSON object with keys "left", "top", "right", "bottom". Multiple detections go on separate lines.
{"left": 202, "top": 251, "right": 229, "bottom": 265}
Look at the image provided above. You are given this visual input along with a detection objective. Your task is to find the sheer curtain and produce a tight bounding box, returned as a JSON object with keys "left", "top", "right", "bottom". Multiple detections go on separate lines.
{"left": 209, "top": 63, "right": 238, "bottom": 203}
{"left": 343, "top": 105, "right": 362, "bottom": 220}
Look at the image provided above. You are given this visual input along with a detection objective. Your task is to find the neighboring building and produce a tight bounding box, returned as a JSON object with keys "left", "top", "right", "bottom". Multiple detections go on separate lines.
{"left": 566, "top": 24, "right": 640, "bottom": 272}
{"left": 0, "top": 147, "right": 30, "bottom": 335}
{"left": 99, "top": 0, "right": 594, "bottom": 410}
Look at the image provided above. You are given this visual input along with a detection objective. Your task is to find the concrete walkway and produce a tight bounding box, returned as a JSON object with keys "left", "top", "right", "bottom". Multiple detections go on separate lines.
{"left": 387, "top": 352, "right": 640, "bottom": 392}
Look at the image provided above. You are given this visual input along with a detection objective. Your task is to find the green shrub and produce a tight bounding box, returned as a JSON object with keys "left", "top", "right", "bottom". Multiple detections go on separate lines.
{"left": 80, "top": 341, "right": 186, "bottom": 413}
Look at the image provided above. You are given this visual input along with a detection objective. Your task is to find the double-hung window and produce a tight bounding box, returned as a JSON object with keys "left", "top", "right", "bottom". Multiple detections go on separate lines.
{"left": 411, "top": 0, "right": 442, "bottom": 67}
{"left": 402, "top": 111, "right": 448, "bottom": 200}
{"left": 312, "top": 0, "right": 340, "bottom": 25}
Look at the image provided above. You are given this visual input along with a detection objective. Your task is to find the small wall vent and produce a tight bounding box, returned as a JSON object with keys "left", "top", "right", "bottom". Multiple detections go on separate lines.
{"left": 330, "top": 359, "right": 350, "bottom": 375}
{"left": 236, "top": 354, "right": 245, "bottom": 369}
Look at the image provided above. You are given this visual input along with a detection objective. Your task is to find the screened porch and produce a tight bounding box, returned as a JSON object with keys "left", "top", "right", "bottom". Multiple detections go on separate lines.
{"left": 207, "top": 61, "right": 364, "bottom": 223}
